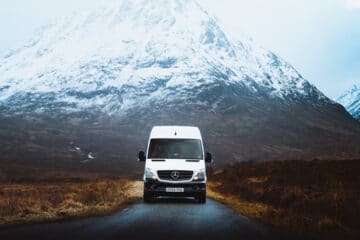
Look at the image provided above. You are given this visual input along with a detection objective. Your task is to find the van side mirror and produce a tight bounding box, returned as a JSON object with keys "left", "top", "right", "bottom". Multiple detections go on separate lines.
{"left": 205, "top": 152, "right": 213, "bottom": 163}
{"left": 138, "top": 151, "right": 146, "bottom": 162}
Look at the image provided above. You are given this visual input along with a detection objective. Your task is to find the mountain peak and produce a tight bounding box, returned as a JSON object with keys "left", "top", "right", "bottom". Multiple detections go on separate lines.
{"left": 0, "top": 0, "right": 329, "bottom": 115}
{"left": 338, "top": 84, "right": 360, "bottom": 120}
{"left": 350, "top": 84, "right": 359, "bottom": 92}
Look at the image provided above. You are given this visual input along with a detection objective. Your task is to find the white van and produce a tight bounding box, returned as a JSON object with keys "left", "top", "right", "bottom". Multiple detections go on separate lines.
{"left": 138, "top": 126, "right": 213, "bottom": 203}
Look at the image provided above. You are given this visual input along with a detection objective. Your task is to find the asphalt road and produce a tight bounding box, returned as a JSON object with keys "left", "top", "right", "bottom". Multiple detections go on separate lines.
{"left": 0, "top": 198, "right": 282, "bottom": 240}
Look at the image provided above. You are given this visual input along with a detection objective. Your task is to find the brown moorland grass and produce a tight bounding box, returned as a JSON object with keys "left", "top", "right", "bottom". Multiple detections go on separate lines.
{"left": 0, "top": 179, "right": 142, "bottom": 226}
{"left": 207, "top": 160, "right": 360, "bottom": 240}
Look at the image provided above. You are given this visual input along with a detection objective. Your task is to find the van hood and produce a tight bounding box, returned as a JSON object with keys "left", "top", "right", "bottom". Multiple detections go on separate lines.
{"left": 145, "top": 159, "right": 205, "bottom": 172}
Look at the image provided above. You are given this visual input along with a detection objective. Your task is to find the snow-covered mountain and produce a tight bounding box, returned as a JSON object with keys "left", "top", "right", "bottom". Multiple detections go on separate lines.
{"left": 0, "top": 0, "right": 329, "bottom": 115}
{"left": 0, "top": 0, "right": 360, "bottom": 175}
{"left": 337, "top": 85, "right": 360, "bottom": 120}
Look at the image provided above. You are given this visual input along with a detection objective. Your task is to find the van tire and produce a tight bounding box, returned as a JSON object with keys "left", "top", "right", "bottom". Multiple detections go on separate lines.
{"left": 143, "top": 191, "right": 153, "bottom": 203}
{"left": 197, "top": 193, "right": 206, "bottom": 204}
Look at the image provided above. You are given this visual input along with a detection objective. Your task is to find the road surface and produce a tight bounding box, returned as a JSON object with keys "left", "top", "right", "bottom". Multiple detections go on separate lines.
{"left": 0, "top": 198, "right": 282, "bottom": 240}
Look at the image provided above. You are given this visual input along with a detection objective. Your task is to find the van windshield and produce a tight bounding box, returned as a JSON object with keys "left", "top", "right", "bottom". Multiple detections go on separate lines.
{"left": 148, "top": 139, "right": 203, "bottom": 159}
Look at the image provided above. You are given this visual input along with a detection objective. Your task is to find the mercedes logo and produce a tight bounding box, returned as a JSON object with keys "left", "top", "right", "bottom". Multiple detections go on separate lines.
{"left": 171, "top": 171, "right": 180, "bottom": 180}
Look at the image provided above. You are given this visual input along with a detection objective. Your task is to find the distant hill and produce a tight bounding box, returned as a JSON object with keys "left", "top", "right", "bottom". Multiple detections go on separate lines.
{"left": 337, "top": 85, "right": 360, "bottom": 120}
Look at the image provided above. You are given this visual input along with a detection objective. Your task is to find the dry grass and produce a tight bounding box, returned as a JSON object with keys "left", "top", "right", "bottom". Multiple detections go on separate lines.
{"left": 0, "top": 179, "right": 142, "bottom": 226}
{"left": 207, "top": 160, "right": 360, "bottom": 240}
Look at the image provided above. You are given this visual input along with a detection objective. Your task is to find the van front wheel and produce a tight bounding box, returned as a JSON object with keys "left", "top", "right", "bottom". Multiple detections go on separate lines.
{"left": 143, "top": 191, "right": 153, "bottom": 203}
{"left": 197, "top": 192, "right": 206, "bottom": 204}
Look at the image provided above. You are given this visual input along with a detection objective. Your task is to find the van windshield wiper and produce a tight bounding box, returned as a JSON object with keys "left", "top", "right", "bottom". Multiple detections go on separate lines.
{"left": 150, "top": 154, "right": 202, "bottom": 159}
{"left": 151, "top": 159, "right": 166, "bottom": 162}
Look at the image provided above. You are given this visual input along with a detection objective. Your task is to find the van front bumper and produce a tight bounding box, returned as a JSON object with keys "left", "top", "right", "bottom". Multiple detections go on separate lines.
{"left": 144, "top": 180, "right": 206, "bottom": 196}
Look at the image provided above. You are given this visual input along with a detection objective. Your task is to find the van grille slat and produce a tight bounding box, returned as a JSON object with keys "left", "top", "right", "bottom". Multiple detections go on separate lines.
{"left": 157, "top": 170, "right": 193, "bottom": 181}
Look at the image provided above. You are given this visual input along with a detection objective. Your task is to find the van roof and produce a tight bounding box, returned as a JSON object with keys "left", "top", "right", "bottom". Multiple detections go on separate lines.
{"left": 150, "top": 126, "right": 202, "bottom": 139}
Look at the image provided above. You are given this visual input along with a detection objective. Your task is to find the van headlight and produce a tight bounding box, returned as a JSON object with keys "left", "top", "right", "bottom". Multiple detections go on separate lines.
{"left": 145, "top": 168, "right": 157, "bottom": 180}
{"left": 193, "top": 169, "right": 205, "bottom": 181}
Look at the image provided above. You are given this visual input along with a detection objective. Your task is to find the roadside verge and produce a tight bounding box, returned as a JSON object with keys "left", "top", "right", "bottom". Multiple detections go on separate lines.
{"left": 0, "top": 179, "right": 142, "bottom": 226}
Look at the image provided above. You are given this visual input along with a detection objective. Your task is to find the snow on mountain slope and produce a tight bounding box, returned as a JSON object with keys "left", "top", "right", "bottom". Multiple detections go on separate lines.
{"left": 337, "top": 85, "right": 360, "bottom": 120}
{"left": 0, "top": 0, "right": 330, "bottom": 115}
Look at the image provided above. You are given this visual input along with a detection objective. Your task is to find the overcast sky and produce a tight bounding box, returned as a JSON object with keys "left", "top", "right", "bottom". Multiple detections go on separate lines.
{"left": 0, "top": 0, "right": 359, "bottom": 99}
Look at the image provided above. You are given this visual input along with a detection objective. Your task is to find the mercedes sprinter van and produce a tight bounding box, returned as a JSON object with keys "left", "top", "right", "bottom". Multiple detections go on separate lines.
{"left": 138, "top": 126, "right": 212, "bottom": 203}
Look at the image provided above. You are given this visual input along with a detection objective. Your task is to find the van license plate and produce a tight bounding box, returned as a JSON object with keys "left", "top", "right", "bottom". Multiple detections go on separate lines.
{"left": 166, "top": 187, "right": 184, "bottom": 193}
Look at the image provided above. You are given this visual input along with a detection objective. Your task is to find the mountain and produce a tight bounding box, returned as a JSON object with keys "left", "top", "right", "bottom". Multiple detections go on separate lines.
{"left": 0, "top": 0, "right": 359, "bottom": 178}
{"left": 337, "top": 85, "right": 360, "bottom": 120}
{"left": 0, "top": 0, "right": 329, "bottom": 114}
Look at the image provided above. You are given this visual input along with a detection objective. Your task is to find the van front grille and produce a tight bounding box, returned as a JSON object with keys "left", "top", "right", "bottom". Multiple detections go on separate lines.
{"left": 157, "top": 170, "right": 193, "bottom": 181}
